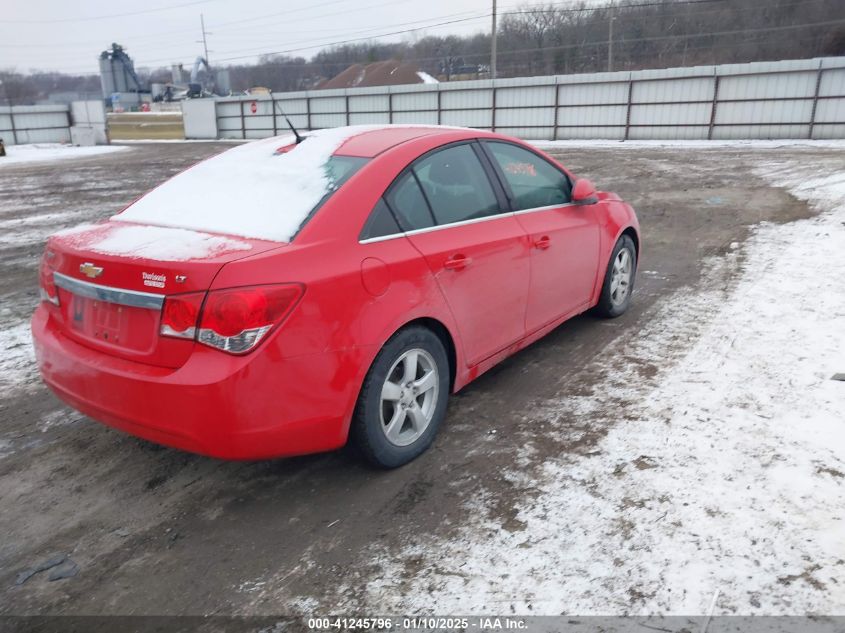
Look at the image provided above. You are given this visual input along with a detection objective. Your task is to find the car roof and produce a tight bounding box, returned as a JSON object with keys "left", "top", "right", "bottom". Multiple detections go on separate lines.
{"left": 333, "top": 126, "right": 480, "bottom": 158}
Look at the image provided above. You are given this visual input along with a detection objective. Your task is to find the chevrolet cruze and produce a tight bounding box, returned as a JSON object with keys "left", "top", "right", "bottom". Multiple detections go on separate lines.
{"left": 32, "top": 125, "right": 640, "bottom": 468}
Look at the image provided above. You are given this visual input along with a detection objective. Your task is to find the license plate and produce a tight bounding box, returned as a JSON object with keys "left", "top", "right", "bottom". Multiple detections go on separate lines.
{"left": 69, "top": 294, "right": 125, "bottom": 344}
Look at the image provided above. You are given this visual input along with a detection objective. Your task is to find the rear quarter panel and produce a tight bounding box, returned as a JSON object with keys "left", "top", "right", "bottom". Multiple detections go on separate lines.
{"left": 210, "top": 139, "right": 477, "bottom": 436}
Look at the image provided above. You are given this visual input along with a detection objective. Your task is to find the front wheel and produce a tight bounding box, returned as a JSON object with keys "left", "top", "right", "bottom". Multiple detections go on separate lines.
{"left": 595, "top": 234, "right": 637, "bottom": 318}
{"left": 352, "top": 326, "right": 450, "bottom": 468}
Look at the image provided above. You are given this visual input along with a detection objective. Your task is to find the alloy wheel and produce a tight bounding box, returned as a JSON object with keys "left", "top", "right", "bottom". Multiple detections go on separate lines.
{"left": 610, "top": 247, "right": 633, "bottom": 307}
{"left": 379, "top": 348, "right": 439, "bottom": 447}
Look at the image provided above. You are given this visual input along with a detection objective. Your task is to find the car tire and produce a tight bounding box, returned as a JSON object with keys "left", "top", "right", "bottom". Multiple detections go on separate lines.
{"left": 352, "top": 326, "right": 450, "bottom": 468}
{"left": 594, "top": 234, "right": 637, "bottom": 318}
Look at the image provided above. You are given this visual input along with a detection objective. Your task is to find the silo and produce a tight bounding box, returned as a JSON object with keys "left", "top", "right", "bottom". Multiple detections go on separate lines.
{"left": 99, "top": 54, "right": 115, "bottom": 99}
{"left": 215, "top": 69, "right": 231, "bottom": 95}
{"left": 99, "top": 44, "right": 142, "bottom": 100}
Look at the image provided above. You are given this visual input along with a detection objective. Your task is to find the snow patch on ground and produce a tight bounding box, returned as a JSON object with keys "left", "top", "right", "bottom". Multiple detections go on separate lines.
{"left": 416, "top": 71, "right": 439, "bottom": 84}
{"left": 114, "top": 126, "right": 386, "bottom": 242}
{"left": 0, "top": 321, "right": 36, "bottom": 393}
{"left": 38, "top": 408, "right": 84, "bottom": 433}
{"left": 51, "top": 223, "right": 101, "bottom": 238}
{"left": 0, "top": 211, "right": 93, "bottom": 247}
{"left": 0, "top": 143, "right": 129, "bottom": 167}
{"left": 70, "top": 224, "right": 253, "bottom": 261}
{"left": 333, "top": 157, "right": 845, "bottom": 615}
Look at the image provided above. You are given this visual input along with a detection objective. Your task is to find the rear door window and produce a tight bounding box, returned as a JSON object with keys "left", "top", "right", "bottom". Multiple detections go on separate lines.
{"left": 413, "top": 144, "right": 500, "bottom": 226}
{"left": 360, "top": 199, "right": 402, "bottom": 240}
{"left": 484, "top": 142, "right": 572, "bottom": 211}
{"left": 384, "top": 171, "right": 436, "bottom": 232}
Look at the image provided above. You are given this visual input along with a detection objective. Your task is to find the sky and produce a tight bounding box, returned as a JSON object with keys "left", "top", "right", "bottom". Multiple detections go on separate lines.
{"left": 0, "top": 0, "right": 508, "bottom": 75}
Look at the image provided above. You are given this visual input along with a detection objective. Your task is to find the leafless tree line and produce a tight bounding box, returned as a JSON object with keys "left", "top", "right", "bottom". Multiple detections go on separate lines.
{"left": 232, "top": 0, "right": 844, "bottom": 89}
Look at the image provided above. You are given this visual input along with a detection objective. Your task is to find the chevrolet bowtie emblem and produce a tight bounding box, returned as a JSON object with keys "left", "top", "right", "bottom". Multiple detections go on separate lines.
{"left": 79, "top": 262, "right": 104, "bottom": 279}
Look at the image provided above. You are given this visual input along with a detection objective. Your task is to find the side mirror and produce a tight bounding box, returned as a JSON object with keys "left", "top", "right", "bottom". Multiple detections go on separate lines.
{"left": 571, "top": 178, "right": 598, "bottom": 205}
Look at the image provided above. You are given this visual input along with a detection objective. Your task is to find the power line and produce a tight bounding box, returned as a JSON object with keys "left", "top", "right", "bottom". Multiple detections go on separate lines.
{"left": 0, "top": 0, "right": 219, "bottom": 24}
{"left": 221, "top": 12, "right": 843, "bottom": 69}
{"left": 205, "top": 8, "right": 486, "bottom": 50}
{"left": 0, "top": 0, "right": 800, "bottom": 58}
{"left": 41, "top": 13, "right": 493, "bottom": 71}
{"left": 499, "top": 0, "right": 726, "bottom": 15}
{"left": 10, "top": 25, "right": 826, "bottom": 79}
{"left": 199, "top": 0, "right": 357, "bottom": 30}
{"left": 210, "top": 13, "right": 845, "bottom": 64}
{"left": 471, "top": 16, "right": 845, "bottom": 59}
{"left": 199, "top": 0, "right": 422, "bottom": 38}
{"left": 185, "top": 13, "right": 491, "bottom": 61}
{"left": 0, "top": 0, "right": 374, "bottom": 41}
{"left": 7, "top": 0, "right": 837, "bottom": 74}
{"left": 214, "top": 15, "right": 491, "bottom": 62}
{"left": 16, "top": 9, "right": 491, "bottom": 73}
{"left": 0, "top": 0, "right": 815, "bottom": 60}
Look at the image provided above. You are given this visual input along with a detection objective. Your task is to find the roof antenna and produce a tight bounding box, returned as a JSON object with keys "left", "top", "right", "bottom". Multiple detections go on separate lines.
{"left": 274, "top": 100, "right": 305, "bottom": 144}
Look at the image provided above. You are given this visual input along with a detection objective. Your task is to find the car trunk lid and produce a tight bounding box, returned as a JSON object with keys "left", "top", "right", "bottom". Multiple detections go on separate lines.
{"left": 42, "top": 221, "right": 283, "bottom": 368}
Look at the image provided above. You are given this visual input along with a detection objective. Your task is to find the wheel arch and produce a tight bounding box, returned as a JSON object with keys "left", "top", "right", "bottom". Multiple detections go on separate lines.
{"left": 342, "top": 314, "right": 460, "bottom": 450}
{"left": 397, "top": 317, "right": 458, "bottom": 392}
{"left": 620, "top": 225, "right": 640, "bottom": 258}
{"left": 592, "top": 223, "right": 641, "bottom": 306}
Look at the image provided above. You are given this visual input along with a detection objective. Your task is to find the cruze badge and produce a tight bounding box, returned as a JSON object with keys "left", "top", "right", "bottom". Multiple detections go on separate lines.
{"left": 79, "top": 262, "right": 103, "bottom": 279}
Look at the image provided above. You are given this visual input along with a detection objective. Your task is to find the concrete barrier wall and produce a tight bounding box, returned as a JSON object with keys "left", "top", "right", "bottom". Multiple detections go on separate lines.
{"left": 190, "top": 56, "right": 845, "bottom": 141}
{"left": 107, "top": 112, "right": 184, "bottom": 141}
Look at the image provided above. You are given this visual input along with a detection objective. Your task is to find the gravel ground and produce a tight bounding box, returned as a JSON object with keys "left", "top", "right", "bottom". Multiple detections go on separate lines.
{"left": 0, "top": 140, "right": 842, "bottom": 616}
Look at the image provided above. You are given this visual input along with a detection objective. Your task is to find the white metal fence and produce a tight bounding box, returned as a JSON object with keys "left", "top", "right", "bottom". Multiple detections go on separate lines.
{"left": 0, "top": 105, "right": 72, "bottom": 145}
{"left": 0, "top": 101, "right": 108, "bottom": 146}
{"left": 192, "top": 56, "right": 845, "bottom": 141}
{"left": 71, "top": 100, "right": 109, "bottom": 145}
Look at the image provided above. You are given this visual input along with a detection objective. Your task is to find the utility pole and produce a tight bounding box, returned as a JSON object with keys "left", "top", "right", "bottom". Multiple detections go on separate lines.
{"left": 200, "top": 13, "right": 210, "bottom": 63}
{"left": 491, "top": 0, "right": 498, "bottom": 80}
{"left": 607, "top": 1, "right": 615, "bottom": 72}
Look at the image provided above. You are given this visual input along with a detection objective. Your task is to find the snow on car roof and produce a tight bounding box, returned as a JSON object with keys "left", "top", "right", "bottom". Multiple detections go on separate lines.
{"left": 113, "top": 125, "right": 395, "bottom": 243}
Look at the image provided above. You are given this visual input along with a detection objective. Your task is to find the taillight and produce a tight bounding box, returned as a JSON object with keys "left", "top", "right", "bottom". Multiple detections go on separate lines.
{"left": 159, "top": 284, "right": 303, "bottom": 354}
{"left": 198, "top": 284, "right": 303, "bottom": 354}
{"left": 160, "top": 292, "right": 204, "bottom": 339}
{"left": 39, "top": 252, "right": 59, "bottom": 306}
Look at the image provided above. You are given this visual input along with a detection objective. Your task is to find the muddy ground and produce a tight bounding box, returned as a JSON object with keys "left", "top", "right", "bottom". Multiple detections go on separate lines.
{"left": 0, "top": 141, "right": 836, "bottom": 615}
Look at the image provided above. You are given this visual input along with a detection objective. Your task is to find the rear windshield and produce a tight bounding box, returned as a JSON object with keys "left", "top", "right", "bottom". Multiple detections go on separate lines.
{"left": 112, "top": 130, "right": 371, "bottom": 243}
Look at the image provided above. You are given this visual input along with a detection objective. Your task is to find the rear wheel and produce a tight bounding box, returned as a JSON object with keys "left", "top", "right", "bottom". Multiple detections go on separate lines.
{"left": 595, "top": 234, "right": 637, "bottom": 318}
{"left": 352, "top": 326, "right": 450, "bottom": 468}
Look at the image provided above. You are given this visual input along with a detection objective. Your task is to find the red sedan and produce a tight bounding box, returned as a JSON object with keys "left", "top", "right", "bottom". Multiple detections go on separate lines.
{"left": 32, "top": 125, "right": 640, "bottom": 468}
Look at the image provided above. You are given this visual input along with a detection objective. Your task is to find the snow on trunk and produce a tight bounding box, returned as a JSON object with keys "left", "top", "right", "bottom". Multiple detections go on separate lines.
{"left": 81, "top": 224, "right": 253, "bottom": 261}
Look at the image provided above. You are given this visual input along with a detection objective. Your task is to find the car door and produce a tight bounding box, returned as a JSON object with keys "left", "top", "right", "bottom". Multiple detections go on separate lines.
{"left": 384, "top": 142, "right": 530, "bottom": 367}
{"left": 482, "top": 141, "right": 601, "bottom": 333}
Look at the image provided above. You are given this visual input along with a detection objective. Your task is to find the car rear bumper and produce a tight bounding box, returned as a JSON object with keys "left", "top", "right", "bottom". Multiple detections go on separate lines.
{"left": 31, "top": 305, "right": 370, "bottom": 460}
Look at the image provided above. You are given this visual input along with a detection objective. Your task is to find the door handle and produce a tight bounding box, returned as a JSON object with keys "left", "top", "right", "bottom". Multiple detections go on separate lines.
{"left": 444, "top": 254, "right": 472, "bottom": 271}
{"left": 533, "top": 236, "right": 551, "bottom": 250}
